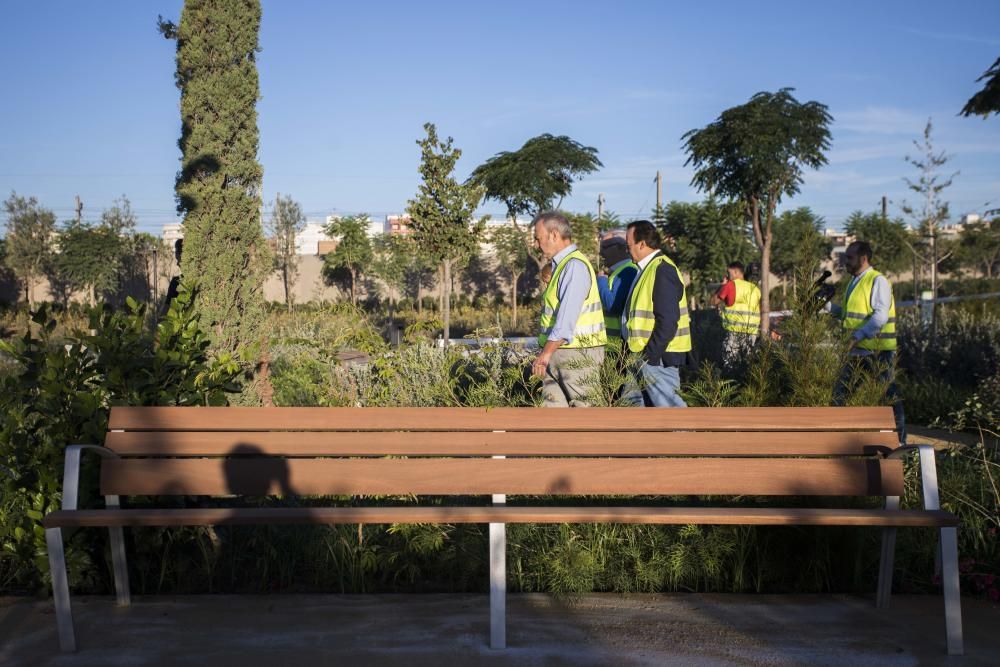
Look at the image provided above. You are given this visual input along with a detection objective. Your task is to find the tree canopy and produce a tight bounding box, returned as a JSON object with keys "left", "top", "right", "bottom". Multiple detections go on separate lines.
{"left": 407, "top": 123, "right": 486, "bottom": 342}
{"left": 468, "top": 134, "right": 602, "bottom": 220}
{"left": 960, "top": 57, "right": 1000, "bottom": 118}
{"left": 268, "top": 193, "right": 306, "bottom": 311}
{"left": 658, "top": 198, "right": 755, "bottom": 305}
{"left": 2, "top": 192, "right": 56, "bottom": 306}
{"left": 770, "top": 207, "right": 831, "bottom": 282}
{"left": 683, "top": 88, "right": 832, "bottom": 333}
{"left": 323, "top": 214, "right": 374, "bottom": 305}
{"left": 159, "top": 0, "right": 269, "bottom": 378}
{"left": 843, "top": 211, "right": 912, "bottom": 276}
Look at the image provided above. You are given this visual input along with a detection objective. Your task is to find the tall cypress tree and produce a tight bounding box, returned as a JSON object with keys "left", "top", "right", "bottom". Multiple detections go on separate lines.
{"left": 159, "top": 1, "right": 268, "bottom": 371}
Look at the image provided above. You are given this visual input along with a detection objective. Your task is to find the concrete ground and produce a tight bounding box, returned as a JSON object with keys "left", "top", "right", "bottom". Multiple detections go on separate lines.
{"left": 1, "top": 593, "right": 997, "bottom": 666}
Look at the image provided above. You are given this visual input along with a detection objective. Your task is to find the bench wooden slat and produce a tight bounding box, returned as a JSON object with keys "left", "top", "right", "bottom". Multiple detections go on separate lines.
{"left": 101, "top": 458, "right": 904, "bottom": 497}
{"left": 103, "top": 430, "right": 900, "bottom": 456}
{"left": 43, "top": 506, "right": 957, "bottom": 529}
{"left": 108, "top": 406, "right": 897, "bottom": 432}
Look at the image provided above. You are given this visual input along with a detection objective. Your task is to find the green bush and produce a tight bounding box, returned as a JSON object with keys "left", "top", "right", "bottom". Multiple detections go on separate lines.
{"left": 0, "top": 285, "right": 241, "bottom": 593}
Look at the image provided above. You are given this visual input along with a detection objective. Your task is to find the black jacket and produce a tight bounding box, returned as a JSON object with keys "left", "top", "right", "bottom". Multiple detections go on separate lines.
{"left": 641, "top": 253, "right": 688, "bottom": 368}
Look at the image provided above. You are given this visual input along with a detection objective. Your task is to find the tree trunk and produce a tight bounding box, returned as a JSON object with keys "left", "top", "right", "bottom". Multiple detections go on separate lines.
{"left": 442, "top": 259, "right": 451, "bottom": 345}
{"left": 350, "top": 268, "right": 357, "bottom": 305}
{"left": 758, "top": 198, "right": 775, "bottom": 337}
{"left": 417, "top": 280, "right": 422, "bottom": 313}
{"left": 283, "top": 264, "right": 291, "bottom": 312}
{"left": 511, "top": 271, "right": 520, "bottom": 328}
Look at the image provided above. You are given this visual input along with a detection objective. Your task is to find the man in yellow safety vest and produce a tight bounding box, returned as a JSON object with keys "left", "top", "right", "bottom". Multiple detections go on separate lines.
{"left": 831, "top": 240, "right": 905, "bottom": 442}
{"left": 620, "top": 220, "right": 690, "bottom": 408}
{"left": 531, "top": 211, "right": 607, "bottom": 407}
{"left": 711, "top": 261, "right": 761, "bottom": 364}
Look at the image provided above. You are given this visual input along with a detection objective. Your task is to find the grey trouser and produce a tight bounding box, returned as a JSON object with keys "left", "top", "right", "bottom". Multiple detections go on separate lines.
{"left": 542, "top": 346, "right": 605, "bottom": 407}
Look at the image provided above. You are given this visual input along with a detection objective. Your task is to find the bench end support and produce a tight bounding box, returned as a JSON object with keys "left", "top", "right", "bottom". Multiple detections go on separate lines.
{"left": 46, "top": 527, "right": 77, "bottom": 652}
{"left": 489, "top": 519, "right": 506, "bottom": 649}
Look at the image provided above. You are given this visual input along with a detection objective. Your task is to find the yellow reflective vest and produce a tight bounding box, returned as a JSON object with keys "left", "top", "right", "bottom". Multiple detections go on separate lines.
{"left": 604, "top": 260, "right": 637, "bottom": 338}
{"left": 538, "top": 250, "right": 607, "bottom": 349}
{"left": 841, "top": 269, "right": 897, "bottom": 352}
{"left": 625, "top": 253, "right": 692, "bottom": 354}
{"left": 722, "top": 279, "right": 761, "bottom": 334}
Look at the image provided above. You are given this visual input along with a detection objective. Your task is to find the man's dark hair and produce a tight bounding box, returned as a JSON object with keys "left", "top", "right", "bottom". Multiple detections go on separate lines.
{"left": 626, "top": 220, "right": 661, "bottom": 249}
{"left": 847, "top": 240, "right": 873, "bottom": 262}
{"left": 727, "top": 261, "right": 744, "bottom": 272}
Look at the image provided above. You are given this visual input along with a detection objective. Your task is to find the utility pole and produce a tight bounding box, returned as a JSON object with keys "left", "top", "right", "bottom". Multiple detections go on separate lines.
{"left": 655, "top": 171, "right": 662, "bottom": 212}
{"left": 74, "top": 195, "right": 83, "bottom": 224}
{"left": 597, "top": 193, "right": 604, "bottom": 225}
{"left": 881, "top": 195, "right": 888, "bottom": 221}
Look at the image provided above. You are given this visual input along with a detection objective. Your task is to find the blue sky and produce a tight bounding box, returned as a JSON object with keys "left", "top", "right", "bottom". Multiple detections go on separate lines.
{"left": 1, "top": 0, "right": 998, "bottom": 234}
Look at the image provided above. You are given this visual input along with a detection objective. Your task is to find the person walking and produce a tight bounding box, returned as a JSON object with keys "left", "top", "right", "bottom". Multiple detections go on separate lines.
{"left": 531, "top": 211, "right": 607, "bottom": 407}
{"left": 620, "top": 220, "right": 690, "bottom": 408}
{"left": 596, "top": 235, "right": 638, "bottom": 344}
{"left": 711, "top": 261, "right": 761, "bottom": 363}
{"left": 831, "top": 240, "right": 905, "bottom": 442}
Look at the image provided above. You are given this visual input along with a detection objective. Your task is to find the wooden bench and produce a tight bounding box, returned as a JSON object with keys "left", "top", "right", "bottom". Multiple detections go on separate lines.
{"left": 43, "top": 406, "right": 963, "bottom": 655}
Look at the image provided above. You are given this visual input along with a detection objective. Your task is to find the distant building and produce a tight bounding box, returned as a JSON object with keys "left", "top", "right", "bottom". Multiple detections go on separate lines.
{"left": 296, "top": 221, "right": 335, "bottom": 255}
{"left": 385, "top": 214, "right": 412, "bottom": 235}
{"left": 161, "top": 223, "right": 184, "bottom": 244}
{"left": 824, "top": 228, "right": 855, "bottom": 270}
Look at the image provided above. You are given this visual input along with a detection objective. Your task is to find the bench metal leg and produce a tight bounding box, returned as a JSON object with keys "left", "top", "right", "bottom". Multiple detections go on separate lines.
{"left": 876, "top": 496, "right": 899, "bottom": 609}
{"left": 108, "top": 526, "right": 130, "bottom": 606}
{"left": 939, "top": 527, "right": 964, "bottom": 655}
{"left": 106, "top": 495, "right": 130, "bottom": 606}
{"left": 45, "top": 528, "right": 77, "bottom": 652}
{"left": 876, "top": 527, "right": 897, "bottom": 608}
{"left": 489, "top": 519, "right": 506, "bottom": 649}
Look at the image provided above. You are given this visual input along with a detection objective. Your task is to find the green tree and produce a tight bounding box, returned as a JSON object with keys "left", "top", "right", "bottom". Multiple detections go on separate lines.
{"left": 956, "top": 217, "right": 1000, "bottom": 278}
{"left": 597, "top": 210, "right": 622, "bottom": 233}
{"left": 469, "top": 134, "right": 602, "bottom": 219}
{"left": 843, "top": 211, "right": 911, "bottom": 277}
{"left": 961, "top": 57, "right": 1000, "bottom": 118}
{"left": 900, "top": 120, "right": 957, "bottom": 310}
{"left": 770, "top": 207, "right": 831, "bottom": 294}
{"left": 407, "top": 123, "right": 486, "bottom": 343}
{"left": 51, "top": 220, "right": 124, "bottom": 304}
{"left": 370, "top": 233, "right": 407, "bottom": 309}
{"left": 158, "top": 1, "right": 269, "bottom": 374}
{"left": 683, "top": 88, "right": 832, "bottom": 334}
{"left": 489, "top": 224, "right": 531, "bottom": 327}
{"left": 268, "top": 193, "right": 306, "bottom": 311}
{"left": 566, "top": 212, "right": 600, "bottom": 264}
{"left": 323, "top": 214, "right": 373, "bottom": 305}
{"left": 658, "top": 198, "right": 755, "bottom": 306}
{"left": 468, "top": 134, "right": 602, "bottom": 272}
{"left": 2, "top": 192, "right": 56, "bottom": 306}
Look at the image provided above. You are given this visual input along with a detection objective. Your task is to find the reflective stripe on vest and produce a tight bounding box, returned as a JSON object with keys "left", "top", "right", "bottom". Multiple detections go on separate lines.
{"left": 841, "top": 269, "right": 897, "bottom": 351}
{"left": 604, "top": 260, "right": 637, "bottom": 338}
{"left": 722, "top": 279, "right": 761, "bottom": 334}
{"left": 538, "top": 250, "right": 608, "bottom": 349}
{"left": 625, "top": 253, "right": 692, "bottom": 354}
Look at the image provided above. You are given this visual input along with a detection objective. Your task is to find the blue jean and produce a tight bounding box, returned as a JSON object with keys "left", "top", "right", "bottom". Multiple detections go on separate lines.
{"left": 622, "top": 362, "right": 687, "bottom": 408}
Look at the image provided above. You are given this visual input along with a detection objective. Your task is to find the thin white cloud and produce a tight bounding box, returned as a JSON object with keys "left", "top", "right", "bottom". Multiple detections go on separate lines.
{"left": 900, "top": 26, "right": 1000, "bottom": 47}
{"left": 835, "top": 107, "right": 928, "bottom": 135}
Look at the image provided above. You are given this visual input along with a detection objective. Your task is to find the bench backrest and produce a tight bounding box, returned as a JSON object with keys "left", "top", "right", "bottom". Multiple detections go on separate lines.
{"left": 100, "top": 407, "right": 903, "bottom": 499}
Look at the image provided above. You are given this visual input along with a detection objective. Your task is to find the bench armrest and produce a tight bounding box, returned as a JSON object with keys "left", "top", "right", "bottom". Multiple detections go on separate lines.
{"left": 61, "top": 445, "right": 119, "bottom": 511}
{"left": 886, "top": 444, "right": 941, "bottom": 511}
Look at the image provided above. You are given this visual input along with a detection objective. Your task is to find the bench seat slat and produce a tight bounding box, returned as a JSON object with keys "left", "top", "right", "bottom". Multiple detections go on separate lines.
{"left": 101, "top": 458, "right": 905, "bottom": 497}
{"left": 42, "top": 506, "right": 958, "bottom": 528}
{"left": 108, "top": 406, "right": 896, "bottom": 432}
{"left": 104, "top": 430, "right": 900, "bottom": 457}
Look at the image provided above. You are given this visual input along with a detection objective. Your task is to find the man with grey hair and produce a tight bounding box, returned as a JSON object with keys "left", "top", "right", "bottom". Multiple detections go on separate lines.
{"left": 531, "top": 211, "right": 607, "bottom": 407}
